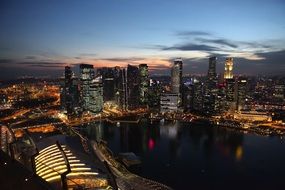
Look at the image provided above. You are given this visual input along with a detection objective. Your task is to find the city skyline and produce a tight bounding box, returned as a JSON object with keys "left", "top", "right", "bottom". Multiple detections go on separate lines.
{"left": 1, "top": 0, "right": 285, "bottom": 79}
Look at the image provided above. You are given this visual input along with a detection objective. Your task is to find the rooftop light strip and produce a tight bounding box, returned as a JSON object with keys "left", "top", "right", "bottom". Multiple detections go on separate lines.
{"left": 37, "top": 165, "right": 68, "bottom": 176}
{"left": 66, "top": 172, "right": 99, "bottom": 177}
{"left": 36, "top": 154, "right": 64, "bottom": 166}
{"left": 41, "top": 168, "right": 69, "bottom": 179}
{"left": 36, "top": 158, "right": 65, "bottom": 171}
{"left": 39, "top": 144, "right": 57, "bottom": 153}
{"left": 45, "top": 175, "right": 61, "bottom": 182}
{"left": 71, "top": 167, "right": 91, "bottom": 172}
{"left": 36, "top": 161, "right": 66, "bottom": 174}
{"left": 36, "top": 150, "right": 61, "bottom": 160}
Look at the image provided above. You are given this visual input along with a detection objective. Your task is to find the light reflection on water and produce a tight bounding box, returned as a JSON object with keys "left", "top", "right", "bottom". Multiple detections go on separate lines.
{"left": 82, "top": 120, "right": 285, "bottom": 190}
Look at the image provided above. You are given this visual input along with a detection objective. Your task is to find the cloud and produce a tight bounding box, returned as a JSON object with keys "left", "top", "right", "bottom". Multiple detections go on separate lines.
{"left": 17, "top": 61, "right": 65, "bottom": 66}
{"left": 195, "top": 37, "right": 238, "bottom": 48}
{"left": 100, "top": 57, "right": 144, "bottom": 62}
{"left": 79, "top": 53, "right": 97, "bottom": 57}
{"left": 176, "top": 31, "right": 212, "bottom": 36}
{"left": 240, "top": 41, "right": 272, "bottom": 49}
{"left": 14, "top": 61, "right": 67, "bottom": 69}
{"left": 256, "top": 50, "right": 285, "bottom": 65}
{"left": 27, "top": 64, "right": 64, "bottom": 68}
{"left": 160, "top": 43, "right": 220, "bottom": 52}
{"left": 25, "top": 56, "right": 36, "bottom": 60}
{"left": 0, "top": 58, "right": 14, "bottom": 64}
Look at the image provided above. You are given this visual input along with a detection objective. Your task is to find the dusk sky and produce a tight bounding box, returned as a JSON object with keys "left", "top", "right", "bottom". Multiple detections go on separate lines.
{"left": 0, "top": 0, "right": 285, "bottom": 79}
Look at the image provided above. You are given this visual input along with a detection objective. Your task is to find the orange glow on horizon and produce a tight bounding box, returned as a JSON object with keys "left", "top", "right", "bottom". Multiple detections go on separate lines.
{"left": 65, "top": 57, "right": 172, "bottom": 70}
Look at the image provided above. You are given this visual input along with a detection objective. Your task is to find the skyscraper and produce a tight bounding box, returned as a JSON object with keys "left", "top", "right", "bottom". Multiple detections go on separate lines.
{"left": 171, "top": 58, "right": 183, "bottom": 94}
{"left": 127, "top": 64, "right": 139, "bottom": 110}
{"left": 208, "top": 57, "right": 217, "bottom": 82}
{"left": 60, "top": 66, "right": 80, "bottom": 118}
{"left": 237, "top": 78, "right": 247, "bottom": 111}
{"left": 79, "top": 64, "right": 94, "bottom": 112}
{"left": 64, "top": 66, "right": 73, "bottom": 116}
{"left": 182, "top": 82, "right": 194, "bottom": 112}
{"left": 117, "top": 68, "right": 127, "bottom": 110}
{"left": 148, "top": 78, "right": 161, "bottom": 108}
{"left": 225, "top": 78, "right": 236, "bottom": 111}
{"left": 193, "top": 79, "right": 204, "bottom": 112}
{"left": 206, "top": 57, "right": 218, "bottom": 114}
{"left": 89, "top": 75, "right": 103, "bottom": 113}
{"left": 224, "top": 57, "right": 234, "bottom": 79}
{"left": 138, "top": 64, "right": 149, "bottom": 105}
{"left": 97, "top": 67, "right": 115, "bottom": 102}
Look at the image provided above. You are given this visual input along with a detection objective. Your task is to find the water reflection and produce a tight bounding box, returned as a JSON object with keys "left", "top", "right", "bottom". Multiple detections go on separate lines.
{"left": 84, "top": 121, "right": 244, "bottom": 160}
{"left": 82, "top": 120, "right": 285, "bottom": 189}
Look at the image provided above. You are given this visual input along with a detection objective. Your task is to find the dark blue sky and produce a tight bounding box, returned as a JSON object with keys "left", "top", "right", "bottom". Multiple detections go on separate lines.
{"left": 0, "top": 0, "right": 285, "bottom": 79}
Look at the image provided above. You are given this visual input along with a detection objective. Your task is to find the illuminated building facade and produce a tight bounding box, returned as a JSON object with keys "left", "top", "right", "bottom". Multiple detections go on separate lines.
{"left": 182, "top": 82, "right": 194, "bottom": 111}
{"left": 33, "top": 142, "right": 111, "bottom": 189}
{"left": 148, "top": 78, "right": 162, "bottom": 108}
{"left": 208, "top": 57, "right": 217, "bottom": 82}
{"left": 138, "top": 64, "right": 149, "bottom": 105}
{"left": 192, "top": 79, "right": 204, "bottom": 112}
{"left": 205, "top": 57, "right": 219, "bottom": 114}
{"left": 160, "top": 93, "right": 179, "bottom": 113}
{"left": 224, "top": 57, "right": 234, "bottom": 79}
{"left": 65, "top": 66, "right": 74, "bottom": 116}
{"left": 60, "top": 66, "right": 80, "bottom": 117}
{"left": 89, "top": 75, "right": 103, "bottom": 113}
{"left": 115, "top": 68, "right": 127, "bottom": 110}
{"left": 237, "top": 78, "right": 247, "bottom": 111}
{"left": 80, "top": 64, "right": 95, "bottom": 113}
{"left": 171, "top": 58, "right": 183, "bottom": 94}
{"left": 225, "top": 78, "right": 236, "bottom": 111}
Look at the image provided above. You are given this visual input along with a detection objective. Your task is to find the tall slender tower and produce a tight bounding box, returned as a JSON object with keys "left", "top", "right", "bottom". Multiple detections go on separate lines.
{"left": 208, "top": 57, "right": 217, "bottom": 81}
{"left": 139, "top": 64, "right": 149, "bottom": 105}
{"left": 79, "top": 64, "right": 94, "bottom": 112}
{"left": 89, "top": 75, "right": 103, "bottom": 113}
{"left": 205, "top": 57, "right": 219, "bottom": 114}
{"left": 171, "top": 58, "right": 183, "bottom": 94}
{"left": 127, "top": 64, "right": 139, "bottom": 110}
{"left": 224, "top": 58, "right": 234, "bottom": 79}
{"left": 64, "top": 66, "right": 73, "bottom": 116}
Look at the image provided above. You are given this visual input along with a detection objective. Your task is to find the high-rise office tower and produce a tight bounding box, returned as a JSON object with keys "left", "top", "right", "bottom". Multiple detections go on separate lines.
{"left": 117, "top": 68, "right": 127, "bottom": 110}
{"left": 182, "top": 82, "right": 194, "bottom": 112}
{"left": 148, "top": 79, "right": 162, "bottom": 108}
{"left": 205, "top": 57, "right": 218, "bottom": 114}
{"left": 60, "top": 66, "right": 80, "bottom": 117}
{"left": 193, "top": 79, "right": 204, "bottom": 112}
{"left": 138, "top": 64, "right": 149, "bottom": 105}
{"left": 127, "top": 64, "right": 139, "bottom": 110}
{"left": 97, "top": 67, "right": 115, "bottom": 102}
{"left": 79, "top": 64, "right": 95, "bottom": 112}
{"left": 208, "top": 57, "right": 217, "bottom": 82}
{"left": 160, "top": 93, "right": 179, "bottom": 113}
{"left": 114, "top": 66, "right": 122, "bottom": 108}
{"left": 237, "top": 78, "right": 247, "bottom": 111}
{"left": 70, "top": 75, "right": 80, "bottom": 113}
{"left": 171, "top": 58, "right": 183, "bottom": 94}
{"left": 64, "top": 66, "right": 73, "bottom": 116}
{"left": 59, "top": 76, "right": 66, "bottom": 110}
{"left": 225, "top": 78, "right": 236, "bottom": 111}
{"left": 224, "top": 58, "right": 234, "bottom": 79}
{"left": 89, "top": 75, "right": 103, "bottom": 113}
